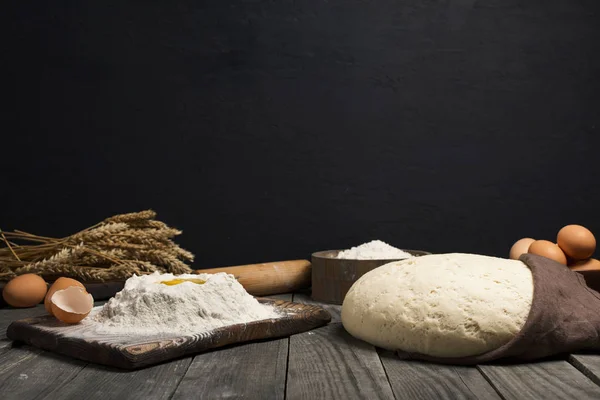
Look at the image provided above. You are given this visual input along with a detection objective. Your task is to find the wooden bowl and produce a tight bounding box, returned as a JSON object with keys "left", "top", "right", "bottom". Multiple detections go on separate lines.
{"left": 311, "top": 249, "right": 431, "bottom": 305}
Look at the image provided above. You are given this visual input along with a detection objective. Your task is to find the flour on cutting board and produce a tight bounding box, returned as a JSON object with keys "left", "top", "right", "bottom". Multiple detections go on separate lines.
{"left": 337, "top": 240, "right": 412, "bottom": 260}
{"left": 85, "top": 272, "right": 281, "bottom": 336}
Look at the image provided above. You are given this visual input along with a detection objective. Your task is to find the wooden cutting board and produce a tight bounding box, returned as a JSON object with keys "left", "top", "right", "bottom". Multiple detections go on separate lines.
{"left": 6, "top": 298, "right": 331, "bottom": 370}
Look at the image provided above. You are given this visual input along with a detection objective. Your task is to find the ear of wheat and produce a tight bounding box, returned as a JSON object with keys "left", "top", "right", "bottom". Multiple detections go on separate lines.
{"left": 0, "top": 210, "right": 195, "bottom": 282}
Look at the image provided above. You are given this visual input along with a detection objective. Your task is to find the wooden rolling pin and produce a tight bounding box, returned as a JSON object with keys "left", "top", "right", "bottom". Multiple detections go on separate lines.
{"left": 195, "top": 259, "right": 311, "bottom": 296}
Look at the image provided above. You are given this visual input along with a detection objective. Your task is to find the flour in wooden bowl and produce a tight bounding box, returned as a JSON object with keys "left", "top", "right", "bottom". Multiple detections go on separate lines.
{"left": 92, "top": 272, "right": 280, "bottom": 335}
{"left": 337, "top": 240, "right": 413, "bottom": 260}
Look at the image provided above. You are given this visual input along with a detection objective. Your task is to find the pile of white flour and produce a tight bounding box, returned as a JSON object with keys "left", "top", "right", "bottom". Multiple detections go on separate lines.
{"left": 337, "top": 240, "right": 412, "bottom": 260}
{"left": 91, "top": 272, "right": 279, "bottom": 335}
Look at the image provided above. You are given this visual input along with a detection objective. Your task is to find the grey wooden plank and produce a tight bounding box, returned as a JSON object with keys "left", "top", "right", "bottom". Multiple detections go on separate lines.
{"left": 0, "top": 345, "right": 87, "bottom": 400}
{"left": 172, "top": 337, "right": 289, "bottom": 400}
{"left": 0, "top": 305, "right": 47, "bottom": 334}
{"left": 478, "top": 360, "right": 600, "bottom": 399}
{"left": 569, "top": 354, "right": 600, "bottom": 386}
{"left": 286, "top": 322, "right": 395, "bottom": 400}
{"left": 292, "top": 292, "right": 341, "bottom": 322}
{"left": 41, "top": 358, "right": 192, "bottom": 400}
{"left": 378, "top": 350, "right": 501, "bottom": 400}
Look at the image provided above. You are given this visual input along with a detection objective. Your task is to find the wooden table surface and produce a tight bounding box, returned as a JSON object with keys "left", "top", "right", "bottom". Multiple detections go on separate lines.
{"left": 2, "top": 292, "right": 600, "bottom": 399}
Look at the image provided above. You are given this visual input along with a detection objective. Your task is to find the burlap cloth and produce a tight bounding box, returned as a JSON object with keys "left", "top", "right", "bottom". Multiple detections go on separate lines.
{"left": 398, "top": 253, "right": 600, "bottom": 364}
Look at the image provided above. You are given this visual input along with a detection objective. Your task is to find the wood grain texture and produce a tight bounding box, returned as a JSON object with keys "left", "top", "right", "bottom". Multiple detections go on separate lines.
{"left": 6, "top": 298, "right": 330, "bottom": 369}
{"left": 569, "top": 354, "right": 600, "bottom": 386}
{"left": 172, "top": 338, "right": 288, "bottom": 400}
{"left": 478, "top": 360, "right": 600, "bottom": 399}
{"left": 379, "top": 350, "right": 500, "bottom": 400}
{"left": 41, "top": 358, "right": 192, "bottom": 400}
{"left": 293, "top": 292, "right": 341, "bottom": 322}
{"left": 0, "top": 345, "right": 86, "bottom": 400}
{"left": 197, "top": 260, "right": 312, "bottom": 296}
{"left": 286, "top": 323, "right": 394, "bottom": 400}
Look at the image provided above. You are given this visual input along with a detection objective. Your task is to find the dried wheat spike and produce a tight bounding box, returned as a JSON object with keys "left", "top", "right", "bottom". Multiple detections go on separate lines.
{"left": 125, "top": 220, "right": 169, "bottom": 230}
{"left": 123, "top": 249, "right": 193, "bottom": 274}
{"left": 103, "top": 210, "right": 157, "bottom": 224}
{"left": 24, "top": 246, "right": 86, "bottom": 271}
{"left": 116, "top": 227, "right": 182, "bottom": 240}
{"left": 79, "top": 249, "right": 128, "bottom": 266}
{"left": 69, "top": 223, "right": 129, "bottom": 242}
{"left": 120, "top": 260, "right": 161, "bottom": 273}
{"left": 0, "top": 266, "right": 16, "bottom": 280}
{"left": 165, "top": 240, "right": 195, "bottom": 262}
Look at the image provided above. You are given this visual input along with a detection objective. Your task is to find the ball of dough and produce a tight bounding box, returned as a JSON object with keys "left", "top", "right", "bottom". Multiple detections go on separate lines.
{"left": 341, "top": 253, "right": 533, "bottom": 358}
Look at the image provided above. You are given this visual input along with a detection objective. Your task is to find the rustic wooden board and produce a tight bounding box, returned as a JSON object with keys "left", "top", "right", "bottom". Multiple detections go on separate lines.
{"left": 171, "top": 294, "right": 292, "bottom": 400}
{"left": 378, "top": 350, "right": 501, "bottom": 399}
{"left": 478, "top": 360, "right": 600, "bottom": 399}
{"left": 5, "top": 298, "right": 331, "bottom": 370}
{"left": 293, "top": 292, "right": 341, "bottom": 322}
{"left": 286, "top": 322, "right": 395, "bottom": 400}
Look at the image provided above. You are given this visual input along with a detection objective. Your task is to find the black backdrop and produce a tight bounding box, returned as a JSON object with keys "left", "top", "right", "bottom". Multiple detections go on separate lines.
{"left": 1, "top": 1, "right": 599, "bottom": 268}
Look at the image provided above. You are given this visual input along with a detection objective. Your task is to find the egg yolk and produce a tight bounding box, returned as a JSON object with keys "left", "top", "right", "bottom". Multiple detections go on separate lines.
{"left": 159, "top": 278, "right": 206, "bottom": 286}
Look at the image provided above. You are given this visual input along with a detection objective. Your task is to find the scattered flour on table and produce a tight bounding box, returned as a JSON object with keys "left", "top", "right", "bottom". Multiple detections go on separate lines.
{"left": 337, "top": 240, "right": 413, "bottom": 260}
{"left": 91, "top": 272, "right": 280, "bottom": 335}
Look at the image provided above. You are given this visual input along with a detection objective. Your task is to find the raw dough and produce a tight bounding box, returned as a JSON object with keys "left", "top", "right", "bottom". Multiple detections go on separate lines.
{"left": 341, "top": 253, "right": 533, "bottom": 358}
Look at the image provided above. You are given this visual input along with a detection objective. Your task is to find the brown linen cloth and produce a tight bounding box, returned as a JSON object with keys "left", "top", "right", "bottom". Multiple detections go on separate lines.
{"left": 397, "top": 253, "right": 600, "bottom": 364}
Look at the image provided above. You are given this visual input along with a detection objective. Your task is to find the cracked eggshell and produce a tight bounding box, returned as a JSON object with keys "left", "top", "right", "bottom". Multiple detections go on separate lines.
{"left": 50, "top": 286, "right": 94, "bottom": 324}
{"left": 44, "top": 277, "right": 86, "bottom": 315}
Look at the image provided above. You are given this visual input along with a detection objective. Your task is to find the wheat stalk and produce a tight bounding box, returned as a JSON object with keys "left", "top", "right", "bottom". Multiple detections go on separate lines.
{"left": 104, "top": 210, "right": 157, "bottom": 224}
{"left": 69, "top": 223, "right": 130, "bottom": 242}
{"left": 0, "top": 210, "right": 195, "bottom": 282}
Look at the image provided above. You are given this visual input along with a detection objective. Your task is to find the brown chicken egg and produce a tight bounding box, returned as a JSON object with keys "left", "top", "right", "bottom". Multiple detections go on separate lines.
{"left": 44, "top": 277, "right": 86, "bottom": 315}
{"left": 2, "top": 274, "right": 48, "bottom": 308}
{"left": 557, "top": 225, "right": 596, "bottom": 261}
{"left": 570, "top": 258, "right": 600, "bottom": 272}
{"left": 528, "top": 240, "right": 568, "bottom": 265}
{"left": 509, "top": 238, "right": 535, "bottom": 260}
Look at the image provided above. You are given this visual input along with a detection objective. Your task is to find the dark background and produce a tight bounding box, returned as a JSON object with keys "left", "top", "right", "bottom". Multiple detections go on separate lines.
{"left": 1, "top": 0, "right": 599, "bottom": 268}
